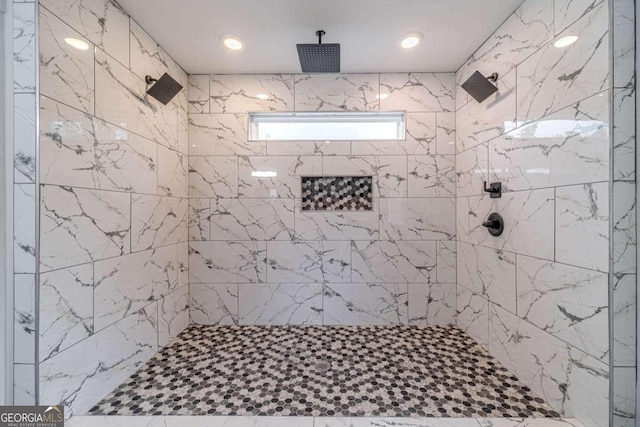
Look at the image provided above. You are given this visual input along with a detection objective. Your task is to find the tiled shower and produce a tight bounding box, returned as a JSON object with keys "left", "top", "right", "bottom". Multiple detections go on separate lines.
{"left": 5, "top": 0, "right": 637, "bottom": 426}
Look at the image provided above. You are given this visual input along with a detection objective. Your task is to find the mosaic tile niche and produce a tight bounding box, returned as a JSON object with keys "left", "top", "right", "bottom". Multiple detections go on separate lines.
{"left": 301, "top": 176, "right": 374, "bottom": 211}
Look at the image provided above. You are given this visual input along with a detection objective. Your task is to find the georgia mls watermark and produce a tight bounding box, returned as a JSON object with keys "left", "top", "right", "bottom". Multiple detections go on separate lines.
{"left": 0, "top": 406, "right": 64, "bottom": 427}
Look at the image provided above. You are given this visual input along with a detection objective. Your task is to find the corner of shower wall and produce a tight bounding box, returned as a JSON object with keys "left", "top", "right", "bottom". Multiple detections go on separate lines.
{"left": 17, "top": 0, "right": 191, "bottom": 416}
{"left": 453, "top": 0, "right": 635, "bottom": 425}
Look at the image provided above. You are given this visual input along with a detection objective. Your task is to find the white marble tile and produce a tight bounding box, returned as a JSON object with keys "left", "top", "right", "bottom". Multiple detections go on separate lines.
{"left": 613, "top": 274, "right": 636, "bottom": 366}
{"left": 408, "top": 283, "right": 455, "bottom": 325}
{"left": 468, "top": 189, "right": 555, "bottom": 260}
{"left": 129, "top": 20, "right": 187, "bottom": 89}
{"left": 177, "top": 241, "right": 189, "bottom": 289}
{"left": 239, "top": 156, "right": 322, "bottom": 198}
{"left": 456, "top": 70, "right": 517, "bottom": 154}
{"left": 176, "top": 90, "right": 189, "bottom": 155}
{"left": 40, "top": 185, "right": 130, "bottom": 271}
{"left": 323, "top": 156, "right": 407, "bottom": 198}
{"left": 210, "top": 199, "right": 295, "bottom": 241}
{"left": 14, "top": 274, "right": 35, "bottom": 364}
{"left": 188, "top": 156, "right": 238, "bottom": 198}
{"left": 14, "top": 184, "right": 36, "bottom": 273}
{"left": 14, "top": 364, "right": 36, "bottom": 405}
{"left": 40, "top": 0, "right": 130, "bottom": 67}
{"left": 94, "top": 245, "right": 178, "bottom": 331}
{"left": 266, "top": 241, "right": 350, "bottom": 283}
{"left": 95, "top": 48, "right": 178, "bottom": 150}
{"left": 612, "top": 0, "right": 635, "bottom": 89}
{"left": 39, "top": 7, "right": 94, "bottom": 113}
{"left": 158, "top": 145, "right": 188, "bottom": 198}
{"left": 456, "top": 285, "right": 489, "bottom": 348}
{"left": 437, "top": 241, "right": 457, "bottom": 284}
{"left": 488, "top": 303, "right": 609, "bottom": 427}
{"left": 613, "top": 181, "right": 637, "bottom": 275}
{"left": 210, "top": 74, "right": 294, "bottom": 113}
{"left": 491, "top": 92, "right": 609, "bottom": 191}
{"left": 39, "top": 264, "right": 93, "bottom": 362}
{"left": 323, "top": 283, "right": 408, "bottom": 326}
{"left": 555, "top": 0, "right": 606, "bottom": 34}
{"left": 190, "top": 283, "right": 239, "bottom": 325}
{"left": 189, "top": 114, "right": 264, "bottom": 156}
{"left": 68, "top": 416, "right": 316, "bottom": 427}
{"left": 436, "top": 112, "right": 456, "bottom": 155}
{"left": 267, "top": 140, "right": 351, "bottom": 156}
{"left": 158, "top": 285, "right": 189, "bottom": 347}
{"left": 613, "top": 89, "right": 635, "bottom": 181}
{"left": 13, "top": 3, "right": 36, "bottom": 93}
{"left": 517, "top": 255, "right": 609, "bottom": 361}
{"left": 14, "top": 93, "right": 36, "bottom": 183}
{"left": 379, "top": 73, "right": 455, "bottom": 112}
{"left": 456, "top": 197, "right": 470, "bottom": 243}
{"left": 457, "top": 0, "right": 554, "bottom": 85}
{"left": 40, "top": 304, "right": 158, "bottom": 417}
{"left": 351, "top": 113, "right": 436, "bottom": 156}
{"left": 457, "top": 242, "right": 516, "bottom": 313}
{"left": 517, "top": 3, "right": 608, "bottom": 124}
{"left": 456, "top": 143, "right": 488, "bottom": 197}
{"left": 188, "top": 75, "right": 210, "bottom": 113}
{"left": 40, "top": 96, "right": 158, "bottom": 194}
{"left": 613, "top": 367, "right": 637, "bottom": 427}
{"left": 295, "top": 200, "right": 379, "bottom": 241}
{"left": 131, "top": 195, "right": 188, "bottom": 252}
{"left": 379, "top": 198, "right": 455, "bottom": 241}
{"left": 188, "top": 199, "right": 210, "bottom": 241}
{"left": 294, "top": 74, "right": 379, "bottom": 112}
{"left": 351, "top": 240, "right": 436, "bottom": 283}
{"left": 407, "top": 155, "right": 456, "bottom": 197}
{"left": 189, "top": 241, "right": 267, "bottom": 284}
{"left": 556, "top": 183, "right": 609, "bottom": 272}
{"left": 239, "top": 283, "right": 323, "bottom": 325}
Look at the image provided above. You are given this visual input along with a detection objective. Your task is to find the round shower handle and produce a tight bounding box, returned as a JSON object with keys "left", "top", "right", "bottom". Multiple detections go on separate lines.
{"left": 482, "top": 213, "right": 504, "bottom": 237}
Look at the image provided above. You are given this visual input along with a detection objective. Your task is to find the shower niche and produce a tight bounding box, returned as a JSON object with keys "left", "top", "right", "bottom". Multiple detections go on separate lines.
{"left": 301, "top": 176, "right": 373, "bottom": 211}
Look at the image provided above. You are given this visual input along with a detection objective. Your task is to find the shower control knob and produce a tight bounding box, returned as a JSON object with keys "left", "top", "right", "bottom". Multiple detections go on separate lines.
{"left": 482, "top": 213, "right": 504, "bottom": 237}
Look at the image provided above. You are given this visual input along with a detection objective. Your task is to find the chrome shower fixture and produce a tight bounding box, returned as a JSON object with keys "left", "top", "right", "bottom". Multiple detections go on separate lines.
{"left": 461, "top": 71, "right": 499, "bottom": 103}
{"left": 145, "top": 73, "right": 183, "bottom": 105}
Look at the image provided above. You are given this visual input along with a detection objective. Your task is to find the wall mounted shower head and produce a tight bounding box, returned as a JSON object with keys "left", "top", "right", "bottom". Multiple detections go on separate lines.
{"left": 297, "top": 30, "right": 341, "bottom": 73}
{"left": 145, "top": 73, "right": 183, "bottom": 105}
{"left": 461, "top": 71, "right": 499, "bottom": 103}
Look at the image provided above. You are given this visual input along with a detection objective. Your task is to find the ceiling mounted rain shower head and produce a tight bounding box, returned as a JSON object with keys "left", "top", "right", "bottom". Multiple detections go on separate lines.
{"left": 145, "top": 73, "right": 183, "bottom": 105}
{"left": 297, "top": 30, "right": 341, "bottom": 73}
{"left": 461, "top": 71, "right": 499, "bottom": 103}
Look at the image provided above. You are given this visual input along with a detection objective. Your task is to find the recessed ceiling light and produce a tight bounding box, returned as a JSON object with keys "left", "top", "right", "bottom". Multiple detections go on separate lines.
{"left": 377, "top": 93, "right": 389, "bottom": 100}
{"left": 256, "top": 94, "right": 269, "bottom": 100}
{"left": 65, "top": 37, "right": 89, "bottom": 51}
{"left": 220, "top": 34, "right": 244, "bottom": 50}
{"left": 400, "top": 32, "right": 423, "bottom": 49}
{"left": 554, "top": 35, "right": 578, "bottom": 48}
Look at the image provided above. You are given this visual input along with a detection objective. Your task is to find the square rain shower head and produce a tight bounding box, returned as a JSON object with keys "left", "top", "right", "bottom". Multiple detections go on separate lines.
{"left": 297, "top": 43, "right": 341, "bottom": 73}
{"left": 146, "top": 73, "right": 183, "bottom": 105}
{"left": 461, "top": 71, "right": 499, "bottom": 103}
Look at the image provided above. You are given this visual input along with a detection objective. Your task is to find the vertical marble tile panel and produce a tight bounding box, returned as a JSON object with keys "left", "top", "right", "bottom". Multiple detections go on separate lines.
{"left": 379, "top": 73, "right": 455, "bottom": 112}
{"left": 613, "top": 181, "right": 637, "bottom": 275}
{"left": 613, "top": 367, "right": 637, "bottom": 427}
{"left": 190, "top": 283, "right": 238, "bottom": 325}
{"left": 13, "top": 3, "right": 36, "bottom": 93}
{"left": 189, "top": 241, "right": 267, "bottom": 284}
{"left": 323, "top": 284, "right": 408, "bottom": 326}
{"left": 40, "top": 185, "right": 131, "bottom": 271}
{"left": 14, "top": 184, "right": 36, "bottom": 273}
{"left": 612, "top": 0, "right": 635, "bottom": 89}
{"left": 456, "top": 285, "right": 489, "bottom": 348}
{"left": 408, "top": 283, "right": 455, "bottom": 325}
{"left": 407, "top": 155, "right": 456, "bottom": 197}
{"left": 294, "top": 74, "right": 379, "bottom": 112}
{"left": 435, "top": 112, "right": 456, "bottom": 155}
{"left": 131, "top": 195, "right": 188, "bottom": 252}
{"left": 351, "top": 240, "right": 436, "bottom": 283}
{"left": 188, "top": 156, "right": 237, "bottom": 198}
{"left": 14, "top": 274, "right": 35, "bottom": 364}
{"left": 239, "top": 156, "right": 322, "bottom": 198}
{"left": 613, "top": 89, "right": 636, "bottom": 181}
{"left": 188, "top": 113, "right": 264, "bottom": 156}
{"left": 456, "top": 197, "right": 470, "bottom": 242}
{"left": 188, "top": 75, "right": 209, "bottom": 113}
{"left": 188, "top": 199, "right": 210, "bottom": 241}
{"left": 266, "top": 241, "right": 350, "bottom": 283}
{"left": 239, "top": 284, "right": 322, "bottom": 326}
{"left": 210, "top": 199, "right": 295, "bottom": 241}
{"left": 456, "top": 143, "right": 488, "bottom": 197}
{"left": 210, "top": 74, "right": 294, "bottom": 113}
{"left": 14, "top": 93, "right": 36, "bottom": 183}
{"left": 556, "top": 183, "right": 609, "bottom": 272}
{"left": 436, "top": 241, "right": 457, "bottom": 284}
{"left": 157, "top": 145, "right": 188, "bottom": 198}
{"left": 158, "top": 286, "right": 189, "bottom": 347}
{"left": 613, "top": 274, "right": 637, "bottom": 366}
{"left": 39, "top": 7, "right": 95, "bottom": 114}
{"left": 14, "top": 364, "right": 36, "bottom": 405}
{"left": 177, "top": 241, "right": 189, "bottom": 289}
{"left": 379, "top": 198, "right": 456, "bottom": 241}
{"left": 39, "top": 264, "right": 94, "bottom": 361}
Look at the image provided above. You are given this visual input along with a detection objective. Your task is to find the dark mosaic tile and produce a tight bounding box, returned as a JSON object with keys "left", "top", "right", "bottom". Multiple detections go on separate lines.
{"left": 301, "top": 176, "right": 373, "bottom": 211}
{"left": 89, "top": 325, "right": 560, "bottom": 418}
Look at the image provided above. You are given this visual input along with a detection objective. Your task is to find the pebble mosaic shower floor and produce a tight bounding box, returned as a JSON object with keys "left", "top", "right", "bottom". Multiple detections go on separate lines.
{"left": 89, "top": 324, "right": 559, "bottom": 418}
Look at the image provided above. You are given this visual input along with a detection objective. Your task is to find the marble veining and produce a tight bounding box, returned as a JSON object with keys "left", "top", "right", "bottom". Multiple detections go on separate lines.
{"left": 380, "top": 73, "right": 455, "bottom": 112}
{"left": 131, "top": 195, "right": 188, "bottom": 252}
{"left": 14, "top": 94, "right": 37, "bottom": 183}
{"left": 189, "top": 241, "right": 267, "bottom": 284}
{"left": 266, "top": 241, "right": 351, "bottom": 283}
{"left": 351, "top": 240, "right": 436, "bottom": 283}
{"left": 13, "top": 3, "right": 36, "bottom": 93}
{"left": 408, "top": 283, "right": 456, "bottom": 325}
{"left": 239, "top": 283, "right": 323, "bottom": 325}
{"left": 190, "top": 283, "right": 239, "bottom": 326}
{"left": 294, "top": 74, "right": 379, "bottom": 112}
{"left": 210, "top": 74, "right": 294, "bottom": 113}
{"left": 323, "top": 283, "right": 408, "bottom": 325}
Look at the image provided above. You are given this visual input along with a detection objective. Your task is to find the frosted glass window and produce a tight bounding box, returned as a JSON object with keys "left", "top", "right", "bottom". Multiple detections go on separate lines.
{"left": 249, "top": 112, "right": 405, "bottom": 141}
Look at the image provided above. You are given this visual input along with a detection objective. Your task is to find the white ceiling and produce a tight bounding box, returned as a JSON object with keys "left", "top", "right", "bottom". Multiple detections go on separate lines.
{"left": 118, "top": 0, "right": 523, "bottom": 75}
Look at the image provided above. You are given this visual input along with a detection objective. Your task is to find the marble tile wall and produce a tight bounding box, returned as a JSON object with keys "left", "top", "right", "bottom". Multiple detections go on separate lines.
{"left": 188, "top": 73, "right": 457, "bottom": 327}
{"left": 455, "top": 0, "right": 635, "bottom": 426}
{"left": 36, "top": 0, "right": 189, "bottom": 416}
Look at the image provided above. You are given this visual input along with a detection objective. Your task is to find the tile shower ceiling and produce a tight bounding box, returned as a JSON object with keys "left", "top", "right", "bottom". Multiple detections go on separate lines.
{"left": 89, "top": 325, "right": 558, "bottom": 417}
